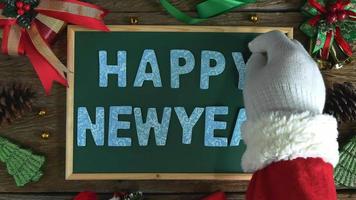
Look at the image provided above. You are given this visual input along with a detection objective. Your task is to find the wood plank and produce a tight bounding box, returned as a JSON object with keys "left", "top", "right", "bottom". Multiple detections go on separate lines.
{"left": 0, "top": 191, "right": 356, "bottom": 200}
{"left": 0, "top": 11, "right": 354, "bottom": 193}
{"left": 88, "top": 0, "right": 303, "bottom": 12}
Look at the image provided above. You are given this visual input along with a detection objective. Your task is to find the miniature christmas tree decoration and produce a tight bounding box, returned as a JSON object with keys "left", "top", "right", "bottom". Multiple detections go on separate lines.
{"left": 0, "top": 136, "right": 45, "bottom": 186}
{"left": 334, "top": 136, "right": 356, "bottom": 187}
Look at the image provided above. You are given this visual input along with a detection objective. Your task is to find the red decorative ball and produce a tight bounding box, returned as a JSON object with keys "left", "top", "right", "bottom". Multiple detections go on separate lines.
{"left": 337, "top": 10, "right": 347, "bottom": 21}
{"left": 326, "top": 13, "right": 337, "bottom": 24}
{"left": 16, "top": 1, "right": 24, "bottom": 8}
{"left": 23, "top": 4, "right": 31, "bottom": 11}
{"left": 17, "top": 9, "right": 25, "bottom": 15}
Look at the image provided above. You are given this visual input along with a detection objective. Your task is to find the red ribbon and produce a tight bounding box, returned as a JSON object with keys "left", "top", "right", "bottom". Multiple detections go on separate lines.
{"left": 308, "top": 0, "right": 326, "bottom": 14}
{"left": 321, "top": 30, "right": 333, "bottom": 60}
{"left": 307, "top": 0, "right": 355, "bottom": 60}
{"left": 334, "top": 26, "right": 353, "bottom": 57}
{"left": 0, "top": 0, "right": 108, "bottom": 95}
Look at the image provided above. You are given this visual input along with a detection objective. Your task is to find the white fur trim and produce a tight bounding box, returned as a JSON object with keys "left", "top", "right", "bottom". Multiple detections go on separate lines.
{"left": 241, "top": 111, "right": 339, "bottom": 172}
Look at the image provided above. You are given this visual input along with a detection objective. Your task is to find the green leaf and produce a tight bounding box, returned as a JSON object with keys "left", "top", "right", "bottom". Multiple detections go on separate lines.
{"left": 2, "top": 5, "right": 18, "bottom": 18}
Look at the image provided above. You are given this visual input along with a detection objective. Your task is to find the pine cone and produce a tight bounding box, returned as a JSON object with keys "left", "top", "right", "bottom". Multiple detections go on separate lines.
{"left": 324, "top": 82, "right": 356, "bottom": 122}
{"left": 0, "top": 83, "right": 35, "bottom": 126}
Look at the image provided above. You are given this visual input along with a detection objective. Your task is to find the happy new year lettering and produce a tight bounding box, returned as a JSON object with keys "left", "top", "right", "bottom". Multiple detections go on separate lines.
{"left": 76, "top": 106, "right": 242, "bottom": 147}
{"left": 98, "top": 49, "right": 243, "bottom": 89}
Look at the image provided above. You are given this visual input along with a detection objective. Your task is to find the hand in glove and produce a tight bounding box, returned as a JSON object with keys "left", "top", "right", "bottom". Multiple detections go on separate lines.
{"left": 242, "top": 31, "right": 338, "bottom": 200}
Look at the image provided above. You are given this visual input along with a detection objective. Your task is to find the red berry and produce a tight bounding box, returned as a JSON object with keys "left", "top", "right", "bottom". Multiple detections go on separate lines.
{"left": 16, "top": 1, "right": 24, "bottom": 8}
{"left": 337, "top": 10, "right": 347, "bottom": 21}
{"left": 23, "top": 4, "right": 31, "bottom": 11}
{"left": 17, "top": 9, "right": 25, "bottom": 15}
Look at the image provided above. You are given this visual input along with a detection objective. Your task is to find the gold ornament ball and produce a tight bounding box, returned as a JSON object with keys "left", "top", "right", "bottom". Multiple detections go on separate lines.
{"left": 38, "top": 110, "right": 47, "bottom": 116}
{"left": 250, "top": 15, "right": 259, "bottom": 23}
{"left": 41, "top": 132, "right": 50, "bottom": 139}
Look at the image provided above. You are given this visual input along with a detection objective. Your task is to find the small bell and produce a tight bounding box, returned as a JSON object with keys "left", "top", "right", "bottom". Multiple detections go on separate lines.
{"left": 249, "top": 15, "right": 259, "bottom": 23}
{"left": 130, "top": 17, "right": 139, "bottom": 25}
{"left": 330, "top": 44, "right": 352, "bottom": 69}
{"left": 38, "top": 109, "right": 47, "bottom": 116}
{"left": 41, "top": 131, "right": 50, "bottom": 139}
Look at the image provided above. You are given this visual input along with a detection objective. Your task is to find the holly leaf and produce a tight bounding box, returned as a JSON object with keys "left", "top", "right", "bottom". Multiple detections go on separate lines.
{"left": 2, "top": 5, "right": 17, "bottom": 18}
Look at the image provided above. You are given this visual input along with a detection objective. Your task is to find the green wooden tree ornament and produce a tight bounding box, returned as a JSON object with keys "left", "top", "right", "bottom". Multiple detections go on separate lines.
{"left": 0, "top": 136, "right": 45, "bottom": 187}
{"left": 335, "top": 136, "right": 356, "bottom": 187}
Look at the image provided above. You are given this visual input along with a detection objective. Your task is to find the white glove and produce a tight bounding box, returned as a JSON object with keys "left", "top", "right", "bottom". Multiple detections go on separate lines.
{"left": 241, "top": 31, "right": 339, "bottom": 172}
{"left": 244, "top": 30, "right": 325, "bottom": 120}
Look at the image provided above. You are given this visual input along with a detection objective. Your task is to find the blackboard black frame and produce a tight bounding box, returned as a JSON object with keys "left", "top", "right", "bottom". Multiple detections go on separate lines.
{"left": 65, "top": 25, "right": 293, "bottom": 180}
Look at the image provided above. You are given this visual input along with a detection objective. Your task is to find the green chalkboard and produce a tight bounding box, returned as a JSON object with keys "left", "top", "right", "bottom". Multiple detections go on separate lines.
{"left": 66, "top": 26, "right": 293, "bottom": 180}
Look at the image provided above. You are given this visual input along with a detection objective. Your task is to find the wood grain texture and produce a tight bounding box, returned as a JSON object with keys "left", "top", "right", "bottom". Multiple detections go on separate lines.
{"left": 1, "top": 191, "right": 356, "bottom": 200}
{"left": 88, "top": 0, "right": 303, "bottom": 12}
{"left": 0, "top": 0, "right": 354, "bottom": 198}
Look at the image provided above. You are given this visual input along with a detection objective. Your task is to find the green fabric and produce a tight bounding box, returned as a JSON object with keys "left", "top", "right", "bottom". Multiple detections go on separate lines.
{"left": 313, "top": 24, "right": 335, "bottom": 54}
{"left": 0, "top": 136, "right": 45, "bottom": 187}
{"left": 159, "top": 0, "right": 255, "bottom": 24}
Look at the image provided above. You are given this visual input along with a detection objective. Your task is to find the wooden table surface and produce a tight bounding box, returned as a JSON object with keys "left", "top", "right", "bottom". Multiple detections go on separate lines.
{"left": 0, "top": 0, "right": 355, "bottom": 199}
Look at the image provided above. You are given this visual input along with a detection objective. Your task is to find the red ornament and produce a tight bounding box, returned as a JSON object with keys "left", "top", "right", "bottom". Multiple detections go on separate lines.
{"left": 23, "top": 4, "right": 31, "bottom": 11}
{"left": 17, "top": 9, "right": 25, "bottom": 15}
{"left": 337, "top": 10, "right": 347, "bottom": 21}
{"left": 15, "top": 1, "right": 24, "bottom": 8}
{"left": 326, "top": 12, "right": 338, "bottom": 24}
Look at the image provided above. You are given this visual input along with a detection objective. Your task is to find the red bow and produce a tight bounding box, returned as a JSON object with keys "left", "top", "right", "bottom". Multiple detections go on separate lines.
{"left": 0, "top": 0, "right": 108, "bottom": 94}
{"left": 307, "top": 0, "right": 355, "bottom": 60}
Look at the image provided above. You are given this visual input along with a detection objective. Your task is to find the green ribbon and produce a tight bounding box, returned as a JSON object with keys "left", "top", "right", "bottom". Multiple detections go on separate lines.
{"left": 159, "top": 0, "right": 256, "bottom": 24}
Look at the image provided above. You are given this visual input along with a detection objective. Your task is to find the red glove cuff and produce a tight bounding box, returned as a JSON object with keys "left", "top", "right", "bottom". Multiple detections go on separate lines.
{"left": 246, "top": 157, "right": 337, "bottom": 200}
